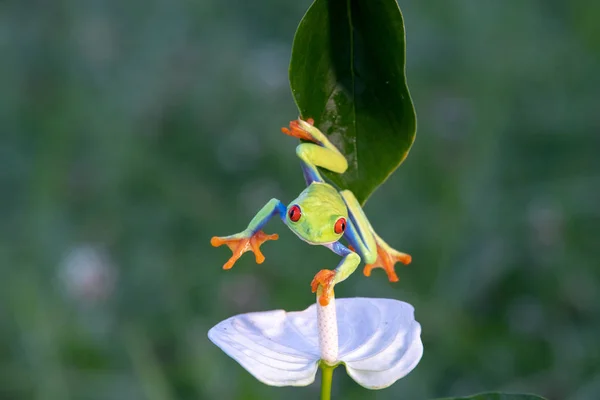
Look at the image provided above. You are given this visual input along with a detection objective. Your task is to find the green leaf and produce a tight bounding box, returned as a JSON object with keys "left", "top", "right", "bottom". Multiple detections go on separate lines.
{"left": 435, "top": 393, "right": 548, "bottom": 400}
{"left": 289, "top": 0, "right": 416, "bottom": 204}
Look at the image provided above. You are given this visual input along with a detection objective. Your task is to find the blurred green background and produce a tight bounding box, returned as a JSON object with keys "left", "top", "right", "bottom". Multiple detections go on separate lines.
{"left": 1, "top": 0, "right": 599, "bottom": 399}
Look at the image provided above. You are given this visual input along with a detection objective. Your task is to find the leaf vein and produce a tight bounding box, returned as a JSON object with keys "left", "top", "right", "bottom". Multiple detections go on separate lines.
{"left": 346, "top": 0, "right": 358, "bottom": 174}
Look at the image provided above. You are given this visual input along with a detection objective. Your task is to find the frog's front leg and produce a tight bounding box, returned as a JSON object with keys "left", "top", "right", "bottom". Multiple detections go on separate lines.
{"left": 211, "top": 199, "right": 286, "bottom": 270}
{"left": 311, "top": 242, "right": 361, "bottom": 306}
{"left": 341, "top": 190, "right": 411, "bottom": 282}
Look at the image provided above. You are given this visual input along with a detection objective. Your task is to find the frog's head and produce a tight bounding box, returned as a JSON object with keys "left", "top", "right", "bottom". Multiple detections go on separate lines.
{"left": 285, "top": 183, "right": 348, "bottom": 244}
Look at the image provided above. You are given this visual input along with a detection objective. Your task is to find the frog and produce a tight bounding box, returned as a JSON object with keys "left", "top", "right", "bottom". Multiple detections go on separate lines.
{"left": 211, "top": 118, "right": 411, "bottom": 306}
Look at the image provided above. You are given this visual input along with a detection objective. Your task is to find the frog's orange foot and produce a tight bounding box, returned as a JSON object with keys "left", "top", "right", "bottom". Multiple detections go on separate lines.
{"left": 363, "top": 245, "right": 411, "bottom": 283}
{"left": 311, "top": 269, "right": 336, "bottom": 306}
{"left": 281, "top": 118, "right": 317, "bottom": 143}
{"left": 210, "top": 230, "right": 278, "bottom": 270}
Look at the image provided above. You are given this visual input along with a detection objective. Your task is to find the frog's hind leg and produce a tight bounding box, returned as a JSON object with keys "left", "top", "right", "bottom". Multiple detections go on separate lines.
{"left": 362, "top": 232, "right": 411, "bottom": 282}
{"left": 282, "top": 118, "right": 348, "bottom": 185}
{"left": 340, "top": 190, "right": 411, "bottom": 282}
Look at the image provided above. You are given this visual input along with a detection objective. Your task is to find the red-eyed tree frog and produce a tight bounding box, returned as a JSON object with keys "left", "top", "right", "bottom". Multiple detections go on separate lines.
{"left": 211, "top": 118, "right": 411, "bottom": 306}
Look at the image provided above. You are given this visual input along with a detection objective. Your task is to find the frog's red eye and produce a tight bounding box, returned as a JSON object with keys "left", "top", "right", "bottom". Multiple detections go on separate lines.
{"left": 288, "top": 205, "right": 302, "bottom": 222}
{"left": 334, "top": 217, "right": 346, "bottom": 234}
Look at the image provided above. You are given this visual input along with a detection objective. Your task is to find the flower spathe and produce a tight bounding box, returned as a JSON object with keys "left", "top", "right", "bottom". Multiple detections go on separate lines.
{"left": 208, "top": 297, "right": 423, "bottom": 389}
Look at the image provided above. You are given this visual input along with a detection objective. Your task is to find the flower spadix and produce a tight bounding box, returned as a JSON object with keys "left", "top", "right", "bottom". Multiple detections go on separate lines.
{"left": 208, "top": 297, "right": 423, "bottom": 389}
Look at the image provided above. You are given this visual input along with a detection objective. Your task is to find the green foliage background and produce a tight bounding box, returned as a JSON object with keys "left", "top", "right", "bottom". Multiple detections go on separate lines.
{"left": 1, "top": 1, "right": 599, "bottom": 400}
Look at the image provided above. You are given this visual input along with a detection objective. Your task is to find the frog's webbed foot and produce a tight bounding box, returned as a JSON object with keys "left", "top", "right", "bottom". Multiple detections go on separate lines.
{"left": 210, "top": 230, "right": 279, "bottom": 270}
{"left": 281, "top": 118, "right": 318, "bottom": 142}
{"left": 363, "top": 240, "right": 411, "bottom": 283}
{"left": 311, "top": 269, "right": 336, "bottom": 306}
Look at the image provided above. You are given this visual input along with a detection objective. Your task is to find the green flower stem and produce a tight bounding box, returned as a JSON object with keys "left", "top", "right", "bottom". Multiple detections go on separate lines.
{"left": 320, "top": 362, "right": 337, "bottom": 400}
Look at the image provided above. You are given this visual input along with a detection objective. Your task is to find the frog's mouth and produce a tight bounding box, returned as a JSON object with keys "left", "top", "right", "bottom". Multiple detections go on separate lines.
{"left": 289, "top": 226, "right": 337, "bottom": 246}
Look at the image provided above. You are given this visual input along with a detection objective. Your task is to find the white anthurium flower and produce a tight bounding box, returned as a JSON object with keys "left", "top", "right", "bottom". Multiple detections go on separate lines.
{"left": 208, "top": 296, "right": 423, "bottom": 390}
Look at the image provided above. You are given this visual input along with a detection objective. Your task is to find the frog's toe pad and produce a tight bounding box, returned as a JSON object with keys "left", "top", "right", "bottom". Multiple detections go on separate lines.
{"left": 311, "top": 269, "right": 336, "bottom": 306}
{"left": 363, "top": 247, "right": 411, "bottom": 283}
{"left": 211, "top": 230, "right": 278, "bottom": 270}
{"left": 281, "top": 119, "right": 318, "bottom": 143}
{"left": 249, "top": 231, "right": 279, "bottom": 264}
